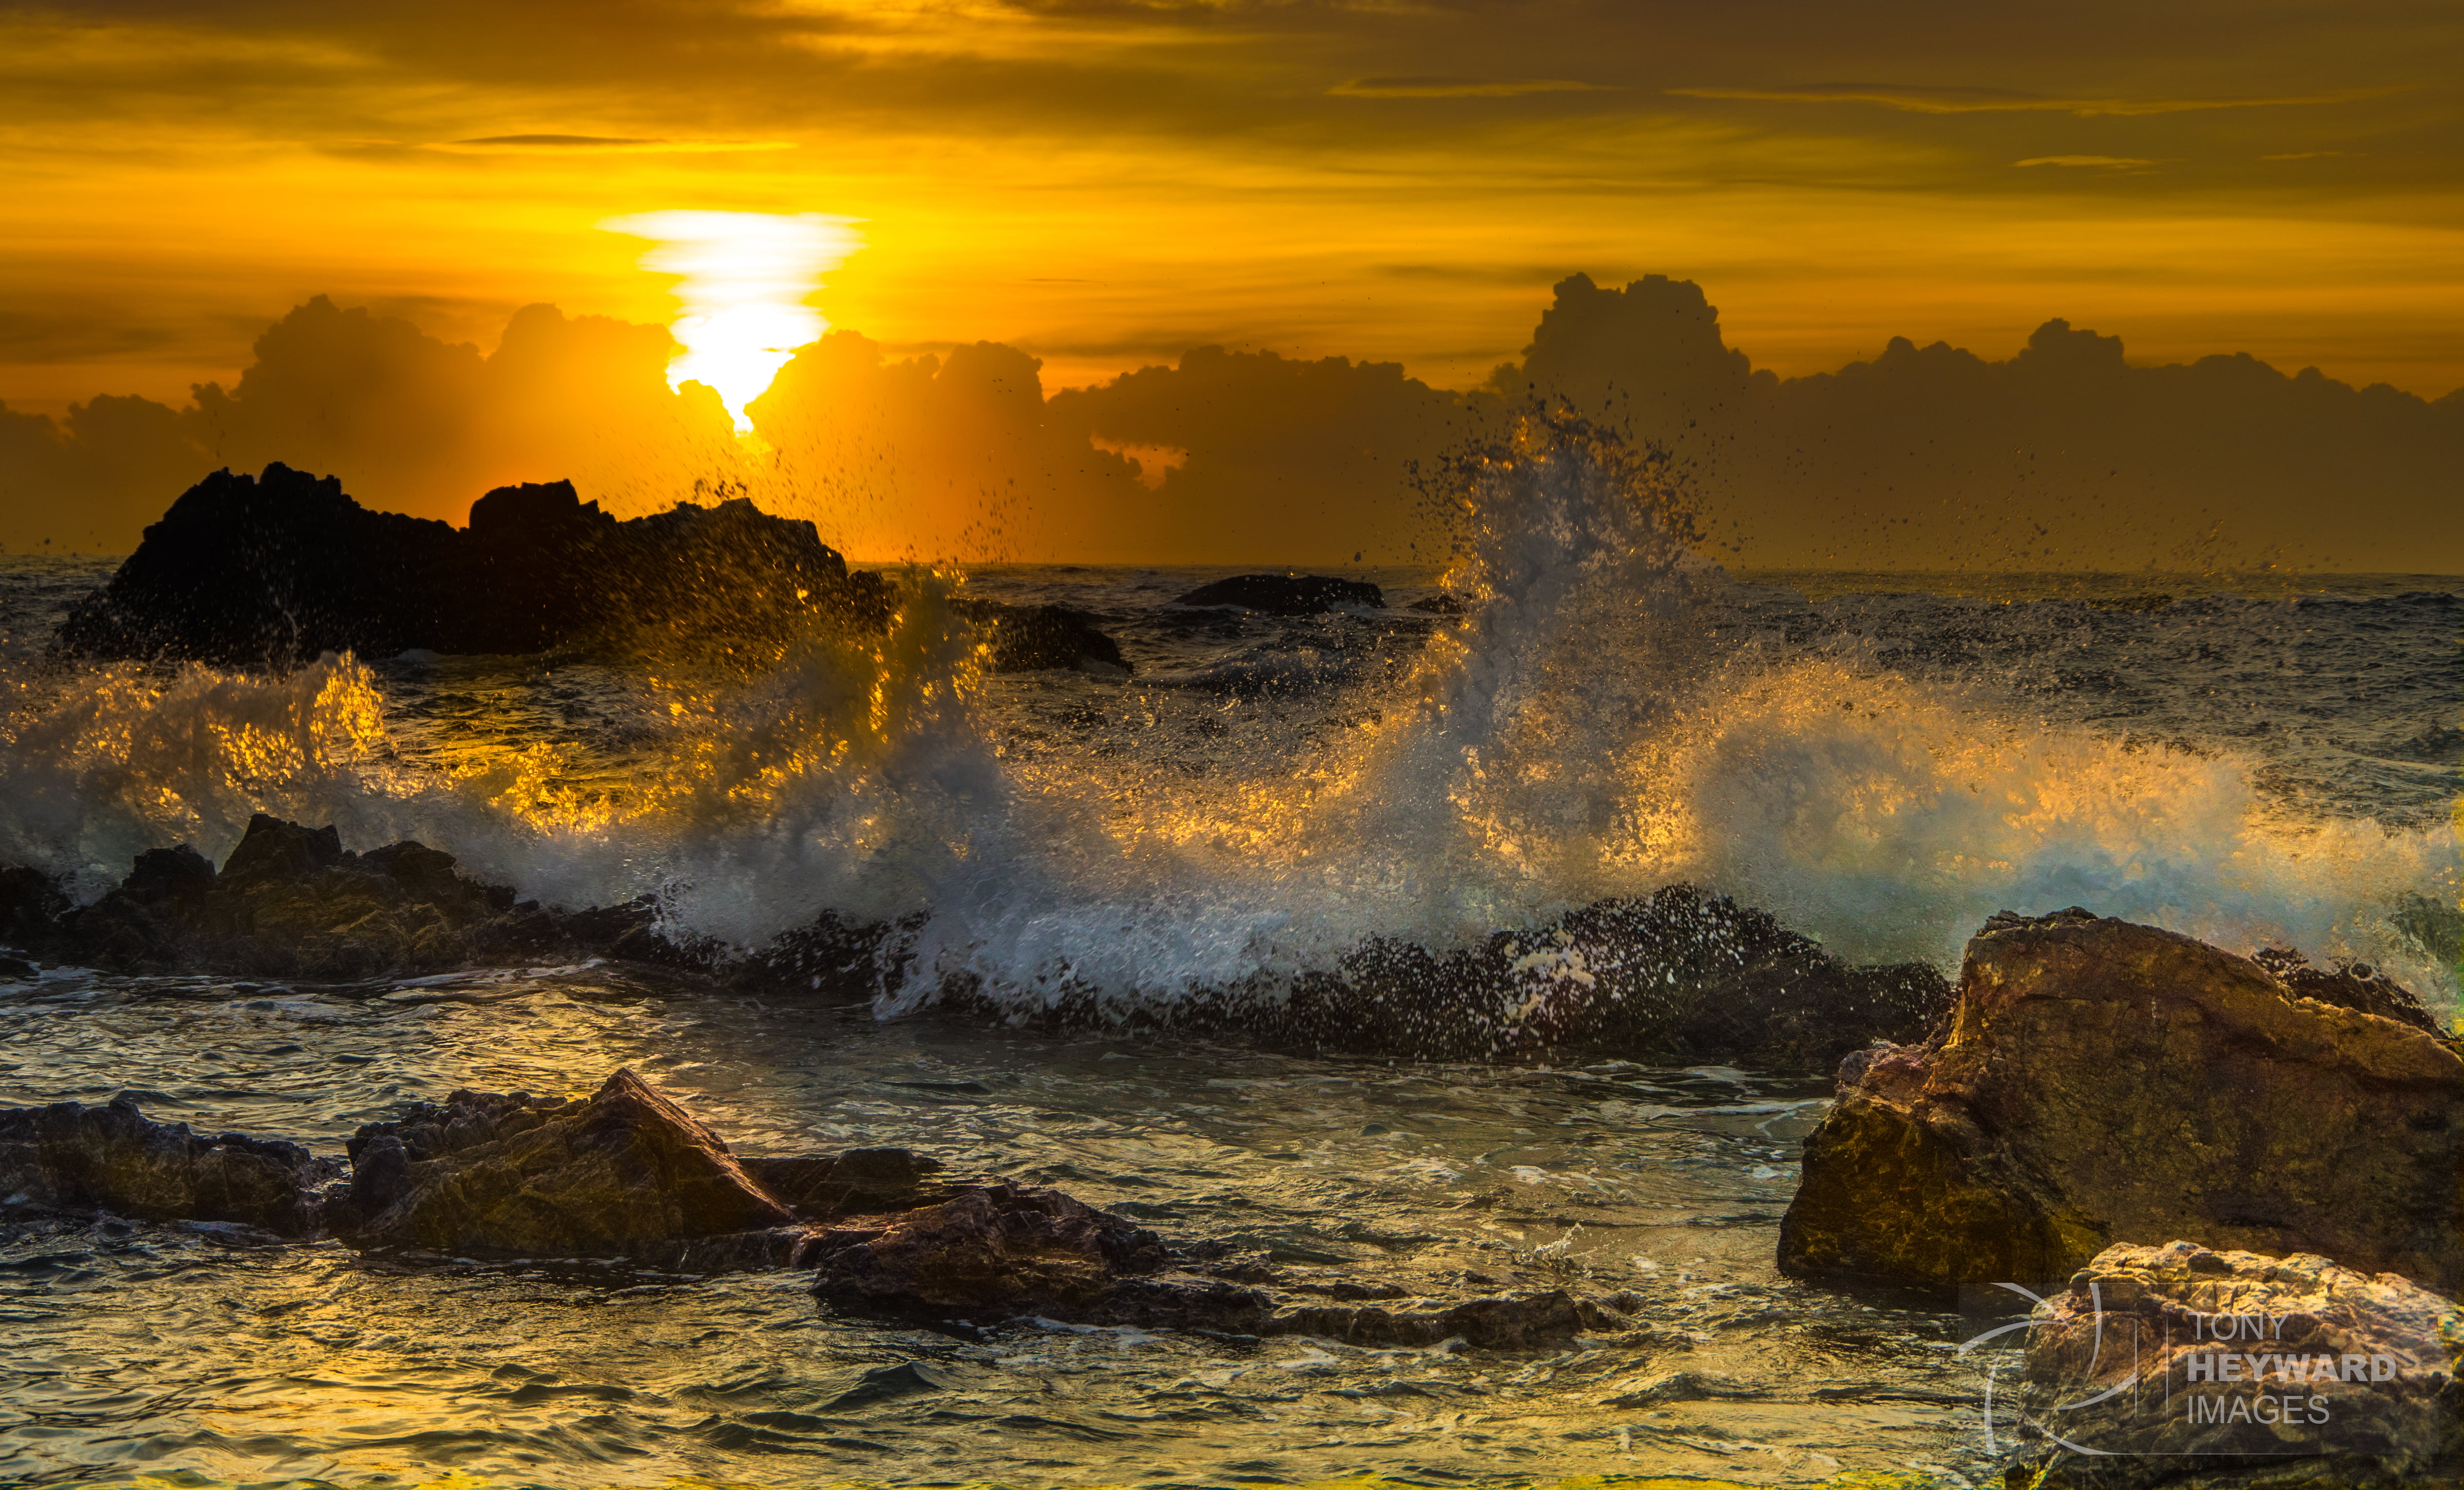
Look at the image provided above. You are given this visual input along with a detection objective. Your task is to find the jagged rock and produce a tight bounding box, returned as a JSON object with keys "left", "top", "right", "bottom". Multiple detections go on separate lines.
{"left": 340, "top": 1068, "right": 795, "bottom": 1257}
{"left": 1778, "top": 910, "right": 2464, "bottom": 1293}
{"left": 938, "top": 885, "right": 1951, "bottom": 1072}
{"left": 55, "top": 464, "right": 887, "bottom": 665}
{"left": 743, "top": 1148, "right": 955, "bottom": 1216}
{"left": 2257, "top": 947, "right": 2443, "bottom": 1034}
{"left": 950, "top": 599, "right": 1131, "bottom": 675}
{"left": 1, "top": 815, "right": 708, "bottom": 978}
{"left": 0, "top": 1095, "right": 341, "bottom": 1236}
{"left": 2006, "top": 1241, "right": 2462, "bottom": 1487}
{"left": 808, "top": 1182, "right": 1169, "bottom": 1315}
{"left": 1171, "top": 574, "right": 1385, "bottom": 614}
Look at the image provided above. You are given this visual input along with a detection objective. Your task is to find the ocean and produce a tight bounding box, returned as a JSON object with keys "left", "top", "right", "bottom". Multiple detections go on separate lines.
{"left": 0, "top": 435, "right": 2456, "bottom": 1487}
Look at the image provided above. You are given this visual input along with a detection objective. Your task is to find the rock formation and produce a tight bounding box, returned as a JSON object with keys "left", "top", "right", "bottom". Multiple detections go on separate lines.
{"left": 950, "top": 599, "right": 1131, "bottom": 675}
{"left": 0, "top": 1095, "right": 342, "bottom": 1236}
{"left": 340, "top": 1070, "right": 798, "bottom": 1259}
{"left": 936, "top": 884, "right": 1954, "bottom": 1072}
{"left": 1171, "top": 574, "right": 1385, "bottom": 614}
{"left": 1778, "top": 909, "right": 2464, "bottom": 1294}
{"left": 2007, "top": 1241, "right": 2461, "bottom": 1487}
{"left": 0, "top": 1068, "right": 1660, "bottom": 1348}
{"left": 52, "top": 463, "right": 891, "bottom": 664}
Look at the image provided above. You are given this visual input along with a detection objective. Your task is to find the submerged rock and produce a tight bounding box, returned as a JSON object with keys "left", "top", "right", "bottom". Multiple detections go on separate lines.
{"left": 0, "top": 1096, "right": 341, "bottom": 1236}
{"left": 949, "top": 599, "right": 1131, "bottom": 675}
{"left": 55, "top": 464, "right": 890, "bottom": 665}
{"left": 2007, "top": 1241, "right": 2462, "bottom": 1487}
{"left": 808, "top": 1182, "right": 1170, "bottom": 1315}
{"left": 1778, "top": 909, "right": 2464, "bottom": 1293}
{"left": 1171, "top": 574, "right": 1384, "bottom": 614}
{"left": 340, "top": 1069, "right": 794, "bottom": 1257}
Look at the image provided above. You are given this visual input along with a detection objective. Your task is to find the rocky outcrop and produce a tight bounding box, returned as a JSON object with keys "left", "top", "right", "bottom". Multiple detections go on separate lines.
{"left": 1, "top": 814, "right": 708, "bottom": 979}
{"left": 0, "top": 1067, "right": 1661, "bottom": 1347}
{"left": 55, "top": 464, "right": 892, "bottom": 665}
{"left": 2006, "top": 1241, "right": 2462, "bottom": 1487}
{"left": 339, "top": 1069, "right": 796, "bottom": 1258}
{"left": 1171, "top": 574, "right": 1384, "bottom": 614}
{"left": 937, "top": 885, "right": 1953, "bottom": 1072}
{"left": 950, "top": 599, "right": 1131, "bottom": 675}
{"left": 1778, "top": 910, "right": 2464, "bottom": 1293}
{"left": 0, "top": 1096, "right": 341, "bottom": 1236}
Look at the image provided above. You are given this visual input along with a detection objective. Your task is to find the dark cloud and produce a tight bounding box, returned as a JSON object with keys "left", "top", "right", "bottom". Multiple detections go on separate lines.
{"left": 8, "top": 281, "right": 2456, "bottom": 569}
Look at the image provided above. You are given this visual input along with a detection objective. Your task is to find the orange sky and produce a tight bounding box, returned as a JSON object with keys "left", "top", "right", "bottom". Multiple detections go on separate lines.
{"left": 4, "top": 0, "right": 2461, "bottom": 418}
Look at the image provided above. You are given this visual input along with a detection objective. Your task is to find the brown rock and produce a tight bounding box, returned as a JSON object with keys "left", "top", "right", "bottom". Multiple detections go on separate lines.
{"left": 1778, "top": 910, "right": 2464, "bottom": 1293}
{"left": 0, "top": 1095, "right": 342, "bottom": 1236}
{"left": 2006, "top": 1241, "right": 2462, "bottom": 1487}
{"left": 808, "top": 1183, "right": 1167, "bottom": 1315}
{"left": 342, "top": 1068, "right": 793, "bottom": 1257}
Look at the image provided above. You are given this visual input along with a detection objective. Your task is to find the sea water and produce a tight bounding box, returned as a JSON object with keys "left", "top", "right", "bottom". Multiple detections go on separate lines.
{"left": 0, "top": 432, "right": 2455, "bottom": 1487}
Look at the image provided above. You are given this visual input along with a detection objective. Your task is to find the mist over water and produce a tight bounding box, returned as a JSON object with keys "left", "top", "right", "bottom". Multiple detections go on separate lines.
{"left": 2, "top": 419, "right": 2455, "bottom": 1015}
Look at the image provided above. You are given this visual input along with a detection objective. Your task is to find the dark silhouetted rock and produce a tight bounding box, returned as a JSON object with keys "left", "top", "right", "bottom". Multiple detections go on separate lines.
{"left": 742, "top": 1148, "right": 954, "bottom": 1217}
{"left": 341, "top": 1068, "right": 795, "bottom": 1257}
{"left": 1406, "top": 593, "right": 1469, "bottom": 614}
{"left": 1778, "top": 910, "right": 2464, "bottom": 1293}
{"left": 1171, "top": 574, "right": 1385, "bottom": 614}
{"left": 1, "top": 815, "right": 693, "bottom": 979}
{"left": 951, "top": 599, "right": 1130, "bottom": 674}
{"left": 0, "top": 1095, "right": 342, "bottom": 1236}
{"left": 2009, "top": 1241, "right": 2462, "bottom": 1486}
{"left": 933, "top": 884, "right": 1952, "bottom": 1073}
{"left": 56, "top": 464, "right": 887, "bottom": 665}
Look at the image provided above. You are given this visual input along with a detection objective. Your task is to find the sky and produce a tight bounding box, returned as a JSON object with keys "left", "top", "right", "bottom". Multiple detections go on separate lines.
{"left": 2, "top": 0, "right": 2460, "bottom": 567}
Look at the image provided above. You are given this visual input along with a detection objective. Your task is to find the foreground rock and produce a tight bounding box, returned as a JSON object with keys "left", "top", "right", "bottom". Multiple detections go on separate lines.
{"left": 2006, "top": 1241, "right": 2461, "bottom": 1487}
{"left": 0, "top": 1096, "right": 341, "bottom": 1236}
{"left": 1779, "top": 910, "right": 2463, "bottom": 1293}
{"left": 1171, "top": 574, "right": 1384, "bottom": 614}
{"left": 0, "top": 1068, "right": 1659, "bottom": 1348}
{"left": 340, "top": 1070, "right": 798, "bottom": 1260}
{"left": 56, "top": 464, "right": 893, "bottom": 664}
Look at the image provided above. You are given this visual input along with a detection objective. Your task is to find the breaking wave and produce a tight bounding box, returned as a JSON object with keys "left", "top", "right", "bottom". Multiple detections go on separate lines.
{"left": 2, "top": 414, "right": 2455, "bottom": 1015}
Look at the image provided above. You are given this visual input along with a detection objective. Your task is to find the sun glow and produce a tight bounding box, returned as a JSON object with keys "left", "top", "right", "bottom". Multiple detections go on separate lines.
{"left": 599, "top": 209, "right": 862, "bottom": 432}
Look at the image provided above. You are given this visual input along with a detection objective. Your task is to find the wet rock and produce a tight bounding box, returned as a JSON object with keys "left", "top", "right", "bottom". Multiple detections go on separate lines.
{"left": 808, "top": 1182, "right": 1170, "bottom": 1316}
{"left": 1171, "top": 574, "right": 1384, "bottom": 614}
{"left": 0, "top": 865, "right": 69, "bottom": 953}
{"left": 0, "top": 1095, "right": 341, "bottom": 1236}
{"left": 1778, "top": 910, "right": 2464, "bottom": 1293}
{"left": 1406, "top": 593, "right": 1468, "bottom": 615}
{"left": 2257, "top": 946, "right": 2444, "bottom": 1034}
{"left": 341, "top": 1068, "right": 795, "bottom": 1257}
{"left": 939, "top": 885, "right": 1951, "bottom": 1073}
{"left": 3, "top": 816, "right": 702, "bottom": 979}
{"left": 743, "top": 1148, "right": 955, "bottom": 1216}
{"left": 2006, "top": 1241, "right": 2462, "bottom": 1487}
{"left": 56, "top": 464, "right": 887, "bottom": 665}
{"left": 951, "top": 599, "right": 1131, "bottom": 675}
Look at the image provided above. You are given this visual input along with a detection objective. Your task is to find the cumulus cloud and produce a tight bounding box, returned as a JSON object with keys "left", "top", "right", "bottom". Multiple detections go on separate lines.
{"left": 1670, "top": 84, "right": 2398, "bottom": 117}
{"left": 6, "top": 281, "right": 2460, "bottom": 572}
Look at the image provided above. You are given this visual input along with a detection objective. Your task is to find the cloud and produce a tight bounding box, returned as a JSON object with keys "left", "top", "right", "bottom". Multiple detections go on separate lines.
{"left": 1670, "top": 84, "right": 2399, "bottom": 117}
{"left": 435, "top": 135, "right": 798, "bottom": 152}
{"left": 1329, "top": 77, "right": 1611, "bottom": 99}
{"left": 9, "top": 282, "right": 2460, "bottom": 571}
{"left": 2015, "top": 155, "right": 2154, "bottom": 169}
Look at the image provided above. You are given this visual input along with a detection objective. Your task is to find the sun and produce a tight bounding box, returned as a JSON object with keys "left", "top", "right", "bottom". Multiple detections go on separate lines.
{"left": 600, "top": 210, "right": 863, "bottom": 433}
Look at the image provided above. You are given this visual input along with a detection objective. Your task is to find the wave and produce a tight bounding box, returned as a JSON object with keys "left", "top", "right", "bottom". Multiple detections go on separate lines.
{"left": 2, "top": 415, "right": 2455, "bottom": 1019}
